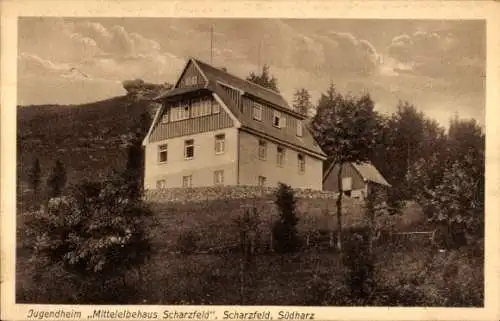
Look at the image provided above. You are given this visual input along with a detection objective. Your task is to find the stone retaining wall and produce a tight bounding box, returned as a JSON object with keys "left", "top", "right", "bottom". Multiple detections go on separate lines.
{"left": 144, "top": 185, "right": 341, "bottom": 204}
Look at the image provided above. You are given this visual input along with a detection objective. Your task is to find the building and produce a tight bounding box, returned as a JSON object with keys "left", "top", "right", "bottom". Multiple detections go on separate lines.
{"left": 142, "top": 57, "right": 327, "bottom": 190}
{"left": 322, "top": 161, "right": 391, "bottom": 199}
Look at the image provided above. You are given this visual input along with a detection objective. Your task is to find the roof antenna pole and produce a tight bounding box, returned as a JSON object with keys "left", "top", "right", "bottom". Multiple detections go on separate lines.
{"left": 210, "top": 24, "right": 214, "bottom": 64}
{"left": 258, "top": 38, "right": 261, "bottom": 71}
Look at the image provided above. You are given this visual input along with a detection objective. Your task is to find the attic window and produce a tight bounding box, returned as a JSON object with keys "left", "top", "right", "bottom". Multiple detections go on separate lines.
{"left": 212, "top": 100, "right": 220, "bottom": 114}
{"left": 273, "top": 111, "right": 281, "bottom": 128}
{"left": 185, "top": 76, "right": 197, "bottom": 86}
{"left": 161, "top": 110, "right": 169, "bottom": 123}
{"left": 296, "top": 121, "right": 303, "bottom": 137}
{"left": 253, "top": 103, "right": 263, "bottom": 121}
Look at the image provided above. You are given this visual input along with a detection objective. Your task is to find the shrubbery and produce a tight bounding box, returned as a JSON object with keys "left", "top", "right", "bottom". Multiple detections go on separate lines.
{"left": 272, "top": 183, "right": 301, "bottom": 253}
{"left": 23, "top": 172, "right": 155, "bottom": 303}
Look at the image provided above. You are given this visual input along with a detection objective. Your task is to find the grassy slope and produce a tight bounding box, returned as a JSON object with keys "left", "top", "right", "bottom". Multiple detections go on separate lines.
{"left": 17, "top": 96, "right": 154, "bottom": 206}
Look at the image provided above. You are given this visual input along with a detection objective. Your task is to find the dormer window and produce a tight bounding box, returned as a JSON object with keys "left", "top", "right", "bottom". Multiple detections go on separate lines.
{"left": 253, "top": 103, "right": 263, "bottom": 121}
{"left": 296, "top": 121, "right": 303, "bottom": 137}
{"left": 273, "top": 111, "right": 281, "bottom": 128}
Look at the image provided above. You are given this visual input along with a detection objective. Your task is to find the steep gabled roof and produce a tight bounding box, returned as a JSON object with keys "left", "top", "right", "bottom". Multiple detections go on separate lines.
{"left": 193, "top": 58, "right": 292, "bottom": 113}
{"left": 323, "top": 161, "right": 391, "bottom": 187}
{"left": 145, "top": 57, "right": 326, "bottom": 158}
{"left": 351, "top": 162, "right": 391, "bottom": 187}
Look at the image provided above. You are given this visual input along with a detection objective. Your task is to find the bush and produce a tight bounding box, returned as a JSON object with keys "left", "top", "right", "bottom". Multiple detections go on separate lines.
{"left": 342, "top": 232, "right": 375, "bottom": 300}
{"left": 272, "top": 183, "right": 301, "bottom": 253}
{"left": 23, "top": 173, "right": 155, "bottom": 303}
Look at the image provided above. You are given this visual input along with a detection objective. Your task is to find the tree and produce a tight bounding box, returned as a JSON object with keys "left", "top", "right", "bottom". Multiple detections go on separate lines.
{"left": 24, "top": 172, "right": 155, "bottom": 303}
{"left": 292, "top": 88, "right": 313, "bottom": 117}
{"left": 122, "top": 111, "right": 151, "bottom": 199}
{"left": 47, "top": 159, "right": 67, "bottom": 199}
{"left": 246, "top": 64, "right": 279, "bottom": 92}
{"left": 27, "top": 157, "right": 41, "bottom": 194}
{"left": 272, "top": 183, "right": 300, "bottom": 253}
{"left": 409, "top": 116, "right": 485, "bottom": 246}
{"left": 310, "top": 85, "right": 379, "bottom": 252}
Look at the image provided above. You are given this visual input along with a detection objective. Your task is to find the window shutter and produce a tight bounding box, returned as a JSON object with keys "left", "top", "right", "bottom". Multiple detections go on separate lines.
{"left": 342, "top": 177, "right": 353, "bottom": 191}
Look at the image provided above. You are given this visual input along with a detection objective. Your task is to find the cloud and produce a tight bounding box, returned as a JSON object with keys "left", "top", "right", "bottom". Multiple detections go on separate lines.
{"left": 18, "top": 18, "right": 185, "bottom": 101}
{"left": 386, "top": 29, "right": 485, "bottom": 82}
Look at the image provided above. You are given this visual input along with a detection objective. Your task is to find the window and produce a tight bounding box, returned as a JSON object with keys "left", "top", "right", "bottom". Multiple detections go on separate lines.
{"left": 212, "top": 100, "right": 220, "bottom": 114}
{"left": 296, "top": 121, "right": 303, "bottom": 137}
{"left": 182, "top": 175, "right": 192, "bottom": 188}
{"left": 215, "top": 134, "right": 225, "bottom": 154}
{"left": 184, "top": 139, "right": 194, "bottom": 159}
{"left": 156, "top": 179, "right": 166, "bottom": 189}
{"left": 258, "top": 176, "right": 266, "bottom": 187}
{"left": 342, "top": 177, "right": 353, "bottom": 191}
{"left": 185, "top": 75, "right": 197, "bottom": 86}
{"left": 258, "top": 140, "right": 267, "bottom": 160}
{"left": 253, "top": 103, "right": 263, "bottom": 121}
{"left": 158, "top": 144, "right": 168, "bottom": 163}
{"left": 171, "top": 102, "right": 190, "bottom": 121}
{"left": 298, "top": 154, "right": 305, "bottom": 173}
{"left": 214, "top": 170, "right": 224, "bottom": 185}
{"left": 281, "top": 115, "right": 287, "bottom": 128}
{"left": 161, "top": 110, "right": 169, "bottom": 123}
{"left": 191, "top": 98, "right": 212, "bottom": 118}
{"left": 276, "top": 146, "right": 285, "bottom": 167}
{"left": 273, "top": 111, "right": 281, "bottom": 128}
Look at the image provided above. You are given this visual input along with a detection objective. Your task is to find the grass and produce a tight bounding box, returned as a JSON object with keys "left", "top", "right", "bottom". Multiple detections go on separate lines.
{"left": 16, "top": 237, "right": 483, "bottom": 306}
{"left": 16, "top": 195, "right": 482, "bottom": 306}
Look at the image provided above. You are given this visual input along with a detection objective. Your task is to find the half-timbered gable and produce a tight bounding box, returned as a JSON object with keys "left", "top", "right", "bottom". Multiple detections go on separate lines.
{"left": 175, "top": 59, "right": 208, "bottom": 89}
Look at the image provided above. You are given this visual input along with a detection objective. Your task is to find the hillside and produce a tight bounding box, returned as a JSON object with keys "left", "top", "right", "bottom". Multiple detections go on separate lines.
{"left": 16, "top": 94, "right": 157, "bottom": 201}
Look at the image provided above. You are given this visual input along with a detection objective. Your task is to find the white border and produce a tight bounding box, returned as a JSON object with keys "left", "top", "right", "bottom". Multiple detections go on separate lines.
{"left": 2, "top": 1, "right": 499, "bottom": 320}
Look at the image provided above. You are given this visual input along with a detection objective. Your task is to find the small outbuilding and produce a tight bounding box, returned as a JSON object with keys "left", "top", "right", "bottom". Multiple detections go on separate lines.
{"left": 322, "top": 161, "right": 391, "bottom": 200}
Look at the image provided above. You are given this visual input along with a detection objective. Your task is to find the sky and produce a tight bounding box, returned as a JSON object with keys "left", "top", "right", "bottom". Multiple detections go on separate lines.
{"left": 17, "top": 18, "right": 485, "bottom": 127}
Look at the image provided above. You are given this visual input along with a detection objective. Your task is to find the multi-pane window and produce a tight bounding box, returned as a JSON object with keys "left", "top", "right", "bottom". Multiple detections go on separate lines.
{"left": 298, "top": 154, "right": 306, "bottom": 173}
{"left": 168, "top": 98, "right": 220, "bottom": 121}
{"left": 156, "top": 179, "right": 166, "bottom": 189}
{"left": 258, "top": 140, "right": 267, "bottom": 160}
{"left": 161, "top": 109, "right": 169, "bottom": 123}
{"left": 184, "top": 139, "right": 194, "bottom": 159}
{"left": 171, "top": 102, "right": 190, "bottom": 121}
{"left": 214, "top": 170, "right": 224, "bottom": 185}
{"left": 191, "top": 98, "right": 212, "bottom": 117}
{"left": 276, "top": 146, "right": 285, "bottom": 167}
{"left": 212, "top": 100, "right": 220, "bottom": 114}
{"left": 253, "top": 103, "right": 263, "bottom": 121}
{"left": 215, "top": 134, "right": 225, "bottom": 154}
{"left": 258, "top": 176, "right": 266, "bottom": 187}
{"left": 182, "top": 175, "right": 193, "bottom": 188}
{"left": 158, "top": 144, "right": 168, "bottom": 163}
{"left": 273, "top": 111, "right": 281, "bottom": 128}
{"left": 296, "top": 121, "right": 303, "bottom": 137}
{"left": 185, "top": 75, "right": 197, "bottom": 86}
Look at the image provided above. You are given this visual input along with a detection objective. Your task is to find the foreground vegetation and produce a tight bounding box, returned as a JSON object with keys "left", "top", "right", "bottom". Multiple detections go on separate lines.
{"left": 17, "top": 235, "right": 483, "bottom": 306}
